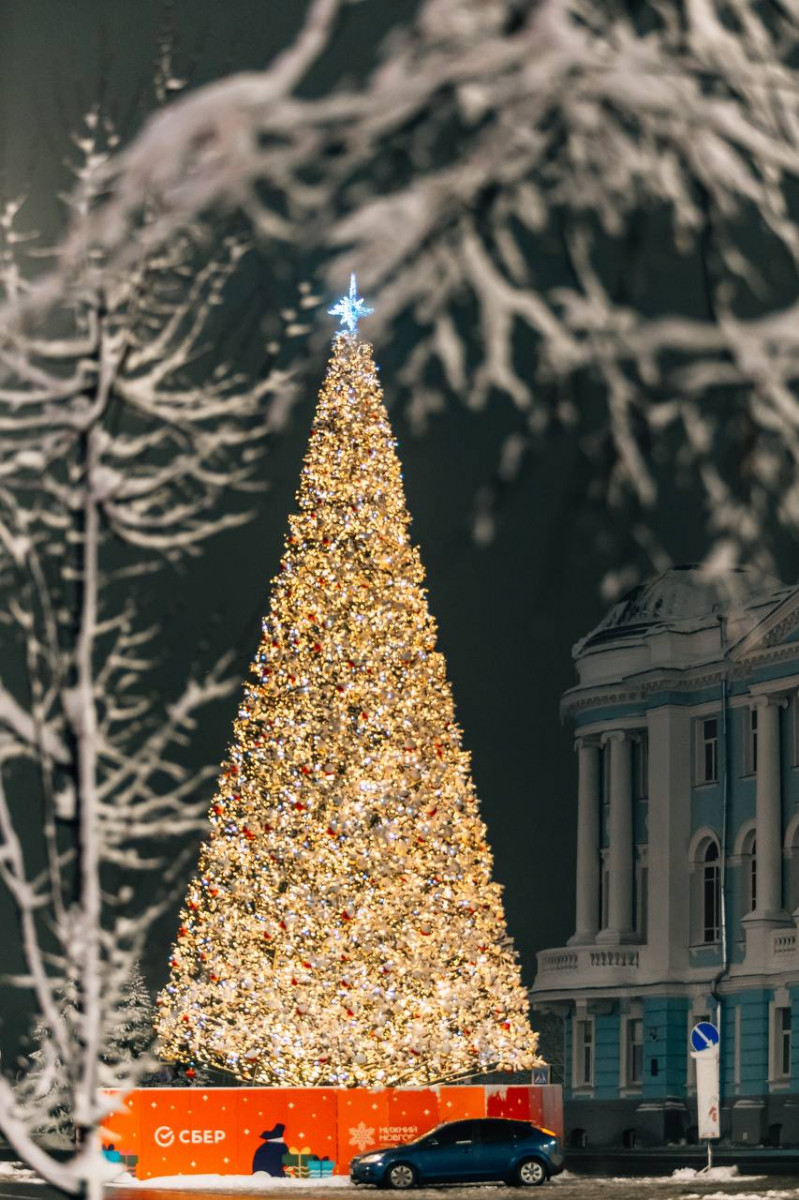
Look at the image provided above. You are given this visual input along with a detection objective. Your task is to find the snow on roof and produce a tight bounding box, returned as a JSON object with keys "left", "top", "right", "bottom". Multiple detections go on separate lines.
{"left": 575, "top": 564, "right": 792, "bottom": 655}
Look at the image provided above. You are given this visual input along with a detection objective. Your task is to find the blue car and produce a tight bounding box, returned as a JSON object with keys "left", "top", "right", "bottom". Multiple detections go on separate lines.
{"left": 350, "top": 1117, "right": 564, "bottom": 1188}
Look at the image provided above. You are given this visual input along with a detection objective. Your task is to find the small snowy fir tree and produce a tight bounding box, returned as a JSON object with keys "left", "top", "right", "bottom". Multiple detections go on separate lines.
{"left": 18, "top": 989, "right": 79, "bottom": 1148}
{"left": 101, "top": 964, "right": 156, "bottom": 1083}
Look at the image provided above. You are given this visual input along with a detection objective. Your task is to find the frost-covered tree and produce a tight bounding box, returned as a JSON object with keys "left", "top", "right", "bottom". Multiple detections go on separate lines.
{"left": 101, "top": 963, "right": 155, "bottom": 1082}
{"left": 19, "top": 994, "right": 77, "bottom": 1148}
{"left": 7, "top": 0, "right": 799, "bottom": 590}
{"left": 0, "top": 108, "right": 296, "bottom": 1200}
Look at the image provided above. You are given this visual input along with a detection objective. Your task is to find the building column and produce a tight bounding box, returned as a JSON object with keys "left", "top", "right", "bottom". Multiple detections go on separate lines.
{"left": 568, "top": 738, "right": 600, "bottom": 946}
{"left": 752, "top": 695, "right": 786, "bottom": 919}
{"left": 597, "top": 731, "right": 635, "bottom": 944}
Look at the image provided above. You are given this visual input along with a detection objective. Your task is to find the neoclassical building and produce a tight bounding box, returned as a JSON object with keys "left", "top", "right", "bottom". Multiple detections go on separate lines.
{"left": 531, "top": 566, "right": 799, "bottom": 1147}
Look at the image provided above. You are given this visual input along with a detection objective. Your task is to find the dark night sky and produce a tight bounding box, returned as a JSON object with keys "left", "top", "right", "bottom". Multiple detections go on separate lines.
{"left": 0, "top": 1, "right": 712, "bottom": 1057}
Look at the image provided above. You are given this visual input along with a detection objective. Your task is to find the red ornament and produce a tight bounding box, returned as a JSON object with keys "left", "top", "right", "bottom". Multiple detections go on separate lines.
{"left": 313, "top": 643, "right": 322, "bottom": 653}
{"left": 186, "top": 1068, "right": 197, "bottom": 1079}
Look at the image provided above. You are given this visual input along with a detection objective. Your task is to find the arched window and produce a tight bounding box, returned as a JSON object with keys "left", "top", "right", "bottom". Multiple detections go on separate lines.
{"left": 689, "top": 830, "right": 722, "bottom": 946}
{"left": 738, "top": 826, "right": 757, "bottom": 915}
{"left": 703, "top": 842, "right": 721, "bottom": 944}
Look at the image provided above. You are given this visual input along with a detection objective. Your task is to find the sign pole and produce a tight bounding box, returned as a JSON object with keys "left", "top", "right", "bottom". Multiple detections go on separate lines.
{"left": 689, "top": 1020, "right": 720, "bottom": 1173}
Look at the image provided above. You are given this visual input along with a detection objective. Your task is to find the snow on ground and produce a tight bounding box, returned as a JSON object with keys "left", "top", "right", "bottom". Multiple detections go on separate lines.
{"left": 0, "top": 1162, "right": 44, "bottom": 1183}
{"left": 110, "top": 1174, "right": 350, "bottom": 1191}
{"left": 674, "top": 1193, "right": 799, "bottom": 1200}
{"left": 672, "top": 1166, "right": 746, "bottom": 1181}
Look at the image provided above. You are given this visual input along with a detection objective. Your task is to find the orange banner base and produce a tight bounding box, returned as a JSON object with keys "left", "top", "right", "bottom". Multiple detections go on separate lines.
{"left": 101, "top": 1084, "right": 563, "bottom": 1180}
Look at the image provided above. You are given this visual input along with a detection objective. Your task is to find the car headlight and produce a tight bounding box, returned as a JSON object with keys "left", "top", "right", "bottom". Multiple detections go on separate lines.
{"left": 358, "top": 1153, "right": 385, "bottom": 1164}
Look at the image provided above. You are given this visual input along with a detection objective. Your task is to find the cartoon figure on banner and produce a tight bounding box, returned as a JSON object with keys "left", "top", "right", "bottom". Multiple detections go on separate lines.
{"left": 252, "top": 1123, "right": 288, "bottom": 1176}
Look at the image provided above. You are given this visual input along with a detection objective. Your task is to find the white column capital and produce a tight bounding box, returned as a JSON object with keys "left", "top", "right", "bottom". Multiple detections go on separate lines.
{"left": 574, "top": 734, "right": 601, "bottom": 752}
{"left": 600, "top": 729, "right": 628, "bottom": 747}
{"left": 751, "top": 692, "right": 789, "bottom": 710}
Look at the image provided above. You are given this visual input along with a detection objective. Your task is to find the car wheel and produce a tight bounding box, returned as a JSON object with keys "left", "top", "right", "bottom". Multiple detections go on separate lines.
{"left": 517, "top": 1158, "right": 548, "bottom": 1187}
{"left": 386, "top": 1162, "right": 417, "bottom": 1190}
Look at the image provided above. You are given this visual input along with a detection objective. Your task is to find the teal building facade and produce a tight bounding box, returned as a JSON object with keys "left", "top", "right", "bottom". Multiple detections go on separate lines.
{"left": 531, "top": 567, "right": 799, "bottom": 1147}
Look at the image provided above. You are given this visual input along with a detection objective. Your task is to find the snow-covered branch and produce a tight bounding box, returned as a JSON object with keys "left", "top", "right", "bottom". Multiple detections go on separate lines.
{"left": 0, "top": 106, "right": 299, "bottom": 1200}
{"left": 5, "top": 0, "right": 793, "bottom": 587}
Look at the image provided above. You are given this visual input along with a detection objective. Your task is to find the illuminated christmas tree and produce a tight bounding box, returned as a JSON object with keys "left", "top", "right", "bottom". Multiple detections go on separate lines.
{"left": 156, "top": 280, "right": 538, "bottom": 1086}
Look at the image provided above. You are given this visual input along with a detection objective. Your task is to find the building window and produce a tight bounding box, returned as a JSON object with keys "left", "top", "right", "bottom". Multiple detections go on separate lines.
{"left": 744, "top": 707, "right": 758, "bottom": 776}
{"left": 601, "top": 745, "right": 610, "bottom": 834}
{"left": 625, "top": 1017, "right": 643, "bottom": 1086}
{"left": 792, "top": 696, "right": 799, "bottom": 768}
{"left": 703, "top": 842, "right": 721, "bottom": 943}
{"left": 739, "top": 829, "right": 757, "bottom": 914}
{"left": 575, "top": 1018, "right": 594, "bottom": 1087}
{"left": 698, "top": 718, "right": 718, "bottom": 784}
{"left": 600, "top": 852, "right": 610, "bottom": 931}
{"left": 773, "top": 1005, "right": 792, "bottom": 1081}
{"left": 635, "top": 855, "right": 649, "bottom": 941}
{"left": 633, "top": 733, "right": 649, "bottom": 800}
{"left": 734, "top": 1006, "right": 742, "bottom": 1088}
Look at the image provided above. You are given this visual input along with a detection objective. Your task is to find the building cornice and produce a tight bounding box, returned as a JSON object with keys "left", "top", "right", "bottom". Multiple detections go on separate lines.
{"left": 562, "top": 640, "right": 799, "bottom": 720}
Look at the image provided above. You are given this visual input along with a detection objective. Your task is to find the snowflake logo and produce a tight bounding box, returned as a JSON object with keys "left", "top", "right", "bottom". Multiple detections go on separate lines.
{"left": 349, "top": 1122, "right": 376, "bottom": 1152}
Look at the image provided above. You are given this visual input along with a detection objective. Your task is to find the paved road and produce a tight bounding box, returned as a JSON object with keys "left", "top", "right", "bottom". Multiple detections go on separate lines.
{"left": 3, "top": 1174, "right": 799, "bottom": 1200}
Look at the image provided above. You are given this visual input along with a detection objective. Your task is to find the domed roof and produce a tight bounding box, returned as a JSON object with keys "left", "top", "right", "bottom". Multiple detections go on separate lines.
{"left": 577, "top": 564, "right": 787, "bottom": 653}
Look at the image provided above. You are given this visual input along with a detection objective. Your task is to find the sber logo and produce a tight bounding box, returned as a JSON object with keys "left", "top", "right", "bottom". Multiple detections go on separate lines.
{"left": 154, "top": 1126, "right": 225, "bottom": 1148}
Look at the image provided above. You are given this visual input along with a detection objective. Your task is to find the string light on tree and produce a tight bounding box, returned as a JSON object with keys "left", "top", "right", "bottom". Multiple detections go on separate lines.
{"left": 156, "top": 281, "right": 539, "bottom": 1086}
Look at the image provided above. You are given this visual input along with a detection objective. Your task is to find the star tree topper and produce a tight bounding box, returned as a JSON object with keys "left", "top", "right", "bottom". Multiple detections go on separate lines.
{"left": 328, "top": 274, "right": 373, "bottom": 334}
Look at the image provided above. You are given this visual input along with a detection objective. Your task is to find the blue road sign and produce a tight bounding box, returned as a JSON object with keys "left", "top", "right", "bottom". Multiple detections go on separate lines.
{"left": 690, "top": 1021, "right": 720, "bottom": 1052}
